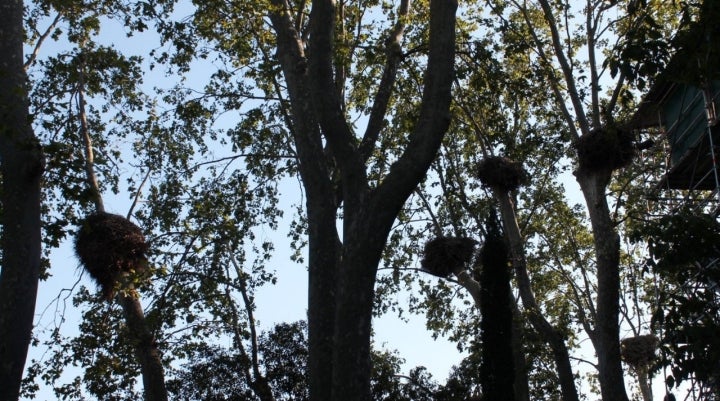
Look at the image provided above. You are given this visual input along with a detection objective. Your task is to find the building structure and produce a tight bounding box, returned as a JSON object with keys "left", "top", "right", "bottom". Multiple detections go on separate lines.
{"left": 628, "top": 15, "right": 720, "bottom": 397}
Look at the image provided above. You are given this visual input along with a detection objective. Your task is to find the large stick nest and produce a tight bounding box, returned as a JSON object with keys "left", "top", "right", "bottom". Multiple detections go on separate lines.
{"left": 621, "top": 334, "right": 658, "bottom": 368}
{"left": 575, "top": 126, "right": 635, "bottom": 173}
{"left": 74, "top": 212, "right": 148, "bottom": 300}
{"left": 475, "top": 156, "right": 528, "bottom": 192}
{"left": 421, "top": 237, "right": 477, "bottom": 278}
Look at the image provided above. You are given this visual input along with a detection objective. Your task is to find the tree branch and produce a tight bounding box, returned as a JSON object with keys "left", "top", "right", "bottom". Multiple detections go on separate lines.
{"left": 511, "top": 0, "right": 581, "bottom": 141}
{"left": 24, "top": 13, "right": 62, "bottom": 70}
{"left": 372, "top": 0, "right": 457, "bottom": 229}
{"left": 587, "top": 0, "right": 601, "bottom": 127}
{"left": 536, "top": 0, "right": 591, "bottom": 134}
{"left": 495, "top": 189, "right": 581, "bottom": 401}
{"left": 76, "top": 51, "right": 105, "bottom": 213}
{"left": 360, "top": 0, "right": 410, "bottom": 161}
{"left": 308, "top": 0, "right": 366, "bottom": 197}
{"left": 268, "top": 0, "right": 335, "bottom": 201}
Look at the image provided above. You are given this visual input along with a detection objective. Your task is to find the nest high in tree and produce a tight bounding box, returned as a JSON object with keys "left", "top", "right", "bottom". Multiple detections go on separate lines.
{"left": 421, "top": 237, "right": 477, "bottom": 278}
{"left": 74, "top": 212, "right": 149, "bottom": 300}
{"left": 475, "top": 156, "right": 528, "bottom": 192}
{"left": 575, "top": 125, "right": 635, "bottom": 173}
{"left": 621, "top": 334, "right": 658, "bottom": 369}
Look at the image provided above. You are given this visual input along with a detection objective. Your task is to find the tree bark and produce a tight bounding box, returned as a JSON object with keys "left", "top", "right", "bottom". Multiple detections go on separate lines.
{"left": 478, "top": 222, "right": 516, "bottom": 401}
{"left": 267, "top": 4, "right": 340, "bottom": 400}
{"left": 495, "top": 190, "right": 581, "bottom": 401}
{"left": 577, "top": 171, "right": 629, "bottom": 401}
{"left": 0, "top": 1, "right": 44, "bottom": 399}
{"left": 511, "top": 302, "right": 531, "bottom": 401}
{"left": 636, "top": 366, "right": 652, "bottom": 401}
{"left": 118, "top": 294, "right": 168, "bottom": 401}
{"left": 330, "top": 236, "right": 382, "bottom": 401}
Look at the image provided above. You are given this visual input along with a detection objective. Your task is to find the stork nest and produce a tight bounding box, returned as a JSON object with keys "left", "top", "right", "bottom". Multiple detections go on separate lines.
{"left": 74, "top": 212, "right": 148, "bottom": 300}
{"left": 575, "top": 126, "right": 635, "bottom": 173}
{"left": 621, "top": 334, "right": 658, "bottom": 368}
{"left": 421, "top": 237, "right": 477, "bottom": 278}
{"left": 475, "top": 156, "right": 528, "bottom": 192}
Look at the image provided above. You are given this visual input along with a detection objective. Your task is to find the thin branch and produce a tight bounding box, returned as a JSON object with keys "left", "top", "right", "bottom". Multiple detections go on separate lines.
{"left": 548, "top": 251, "right": 596, "bottom": 340}
{"left": 393, "top": 373, "right": 438, "bottom": 397}
{"left": 187, "top": 152, "right": 295, "bottom": 172}
{"left": 76, "top": 51, "right": 105, "bottom": 213}
{"left": 569, "top": 354, "right": 599, "bottom": 369}
{"left": 536, "top": 0, "right": 591, "bottom": 134}
{"left": 452, "top": 75, "right": 492, "bottom": 158}
{"left": 221, "top": 268, "right": 256, "bottom": 388}
{"left": 24, "top": 13, "right": 62, "bottom": 70}
{"left": 455, "top": 270, "right": 482, "bottom": 308}
{"left": 413, "top": 187, "right": 443, "bottom": 237}
{"left": 360, "top": 0, "right": 410, "bottom": 161}
{"left": 127, "top": 169, "right": 151, "bottom": 219}
{"left": 229, "top": 253, "right": 262, "bottom": 381}
{"left": 511, "top": 0, "right": 581, "bottom": 141}
{"left": 294, "top": 0, "right": 307, "bottom": 33}
{"left": 555, "top": 217, "right": 598, "bottom": 323}
{"left": 587, "top": 0, "right": 601, "bottom": 127}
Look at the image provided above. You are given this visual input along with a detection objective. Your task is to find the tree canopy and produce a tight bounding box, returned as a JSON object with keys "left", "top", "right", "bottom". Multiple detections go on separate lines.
{"left": 2, "top": 0, "right": 718, "bottom": 400}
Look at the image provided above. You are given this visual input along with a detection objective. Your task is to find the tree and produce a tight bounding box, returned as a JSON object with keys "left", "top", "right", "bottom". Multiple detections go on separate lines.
{"left": 167, "top": 322, "right": 308, "bottom": 401}
{"left": 369, "top": 2, "right": 694, "bottom": 400}
{"left": 479, "top": 1, "right": 685, "bottom": 399}
{"left": 72, "top": 41, "right": 168, "bottom": 400}
{"left": 389, "top": 18, "right": 585, "bottom": 401}
{"left": 0, "top": 1, "right": 45, "bottom": 399}
{"left": 16, "top": 2, "right": 178, "bottom": 399}
{"left": 632, "top": 211, "right": 720, "bottom": 398}
{"left": 12, "top": 0, "right": 453, "bottom": 399}
{"left": 168, "top": 320, "right": 440, "bottom": 401}
{"left": 17, "top": 0, "right": 705, "bottom": 399}
{"left": 264, "top": 1, "right": 457, "bottom": 400}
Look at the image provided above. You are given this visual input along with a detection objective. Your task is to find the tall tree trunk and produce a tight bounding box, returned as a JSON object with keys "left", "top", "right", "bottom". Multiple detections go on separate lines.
{"left": 270, "top": 0, "right": 457, "bottom": 399}
{"left": 76, "top": 52, "right": 168, "bottom": 400}
{"left": 511, "top": 302, "right": 531, "bottom": 401}
{"left": 495, "top": 190, "right": 581, "bottom": 401}
{"left": 331, "top": 231, "right": 383, "bottom": 401}
{"left": 305, "top": 206, "right": 340, "bottom": 401}
{"left": 636, "top": 366, "right": 652, "bottom": 401}
{"left": 456, "top": 258, "right": 529, "bottom": 401}
{"left": 0, "top": 1, "right": 44, "bottom": 399}
{"left": 267, "top": 5, "right": 340, "bottom": 400}
{"left": 118, "top": 294, "right": 168, "bottom": 401}
{"left": 70, "top": 54, "right": 167, "bottom": 401}
{"left": 478, "top": 217, "right": 516, "bottom": 401}
{"left": 577, "top": 171, "right": 628, "bottom": 401}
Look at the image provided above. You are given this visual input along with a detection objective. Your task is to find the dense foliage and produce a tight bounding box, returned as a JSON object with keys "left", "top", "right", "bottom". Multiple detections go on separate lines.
{"left": 1, "top": 0, "right": 717, "bottom": 400}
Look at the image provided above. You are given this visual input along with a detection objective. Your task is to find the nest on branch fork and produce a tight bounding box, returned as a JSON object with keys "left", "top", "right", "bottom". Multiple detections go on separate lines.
{"left": 74, "top": 212, "right": 149, "bottom": 300}
{"left": 621, "top": 334, "right": 658, "bottom": 368}
{"left": 575, "top": 125, "right": 635, "bottom": 173}
{"left": 475, "top": 156, "right": 528, "bottom": 192}
{"left": 421, "top": 237, "right": 477, "bottom": 278}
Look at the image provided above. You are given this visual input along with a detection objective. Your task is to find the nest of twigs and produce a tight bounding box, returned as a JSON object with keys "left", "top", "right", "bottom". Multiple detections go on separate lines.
{"left": 621, "top": 334, "right": 658, "bottom": 368}
{"left": 575, "top": 126, "right": 635, "bottom": 173}
{"left": 74, "top": 212, "right": 148, "bottom": 300}
{"left": 421, "top": 237, "right": 477, "bottom": 278}
{"left": 475, "top": 156, "right": 528, "bottom": 192}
